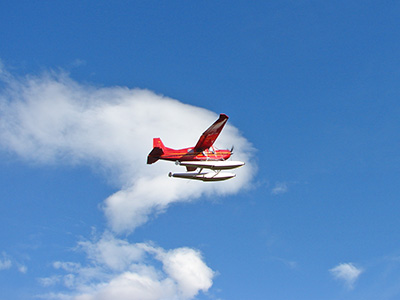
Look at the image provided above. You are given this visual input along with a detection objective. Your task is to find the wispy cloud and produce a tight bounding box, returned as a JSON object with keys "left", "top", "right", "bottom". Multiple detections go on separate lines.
{"left": 270, "top": 256, "right": 298, "bottom": 269}
{"left": 330, "top": 262, "right": 363, "bottom": 289}
{"left": 0, "top": 252, "right": 12, "bottom": 270}
{"left": 0, "top": 251, "right": 27, "bottom": 274}
{"left": 0, "top": 69, "right": 256, "bottom": 234}
{"left": 18, "top": 264, "right": 28, "bottom": 274}
{"left": 271, "top": 182, "right": 288, "bottom": 195}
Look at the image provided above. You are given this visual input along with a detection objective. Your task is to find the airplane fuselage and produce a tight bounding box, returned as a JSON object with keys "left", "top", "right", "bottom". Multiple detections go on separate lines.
{"left": 158, "top": 147, "right": 232, "bottom": 162}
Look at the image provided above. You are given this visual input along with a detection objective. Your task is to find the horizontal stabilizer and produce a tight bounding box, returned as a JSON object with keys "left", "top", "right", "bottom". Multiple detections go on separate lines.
{"left": 177, "top": 160, "right": 245, "bottom": 170}
{"left": 147, "top": 147, "right": 164, "bottom": 164}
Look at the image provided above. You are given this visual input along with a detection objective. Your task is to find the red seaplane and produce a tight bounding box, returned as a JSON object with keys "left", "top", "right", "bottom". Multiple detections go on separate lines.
{"left": 147, "top": 113, "right": 245, "bottom": 181}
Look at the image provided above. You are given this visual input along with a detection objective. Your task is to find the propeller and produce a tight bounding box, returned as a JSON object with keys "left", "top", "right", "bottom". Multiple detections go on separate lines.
{"left": 230, "top": 145, "right": 234, "bottom": 154}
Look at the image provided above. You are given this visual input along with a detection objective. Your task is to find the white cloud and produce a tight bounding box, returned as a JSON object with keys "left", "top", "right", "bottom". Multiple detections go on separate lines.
{"left": 0, "top": 252, "right": 12, "bottom": 270}
{"left": 271, "top": 182, "right": 288, "bottom": 195}
{"left": 39, "top": 276, "right": 62, "bottom": 287}
{"left": 0, "top": 68, "right": 244, "bottom": 299}
{"left": 18, "top": 264, "right": 28, "bottom": 274}
{"left": 53, "top": 262, "right": 82, "bottom": 273}
{"left": 330, "top": 262, "right": 363, "bottom": 289}
{"left": 0, "top": 252, "right": 28, "bottom": 274}
{"left": 0, "top": 70, "right": 256, "bottom": 234}
{"left": 39, "top": 233, "right": 214, "bottom": 300}
{"left": 0, "top": 251, "right": 28, "bottom": 273}
{"left": 77, "top": 232, "right": 145, "bottom": 272}
{"left": 156, "top": 247, "right": 214, "bottom": 299}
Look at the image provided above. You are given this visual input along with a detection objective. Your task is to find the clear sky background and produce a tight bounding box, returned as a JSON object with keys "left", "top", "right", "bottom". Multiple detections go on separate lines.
{"left": 1, "top": 1, "right": 400, "bottom": 299}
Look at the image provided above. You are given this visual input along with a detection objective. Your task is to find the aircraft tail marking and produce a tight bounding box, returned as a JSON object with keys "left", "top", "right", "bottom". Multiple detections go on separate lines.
{"left": 153, "top": 138, "right": 166, "bottom": 151}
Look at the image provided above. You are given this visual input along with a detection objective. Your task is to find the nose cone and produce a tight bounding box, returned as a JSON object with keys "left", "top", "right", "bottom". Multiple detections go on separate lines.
{"left": 224, "top": 151, "right": 232, "bottom": 160}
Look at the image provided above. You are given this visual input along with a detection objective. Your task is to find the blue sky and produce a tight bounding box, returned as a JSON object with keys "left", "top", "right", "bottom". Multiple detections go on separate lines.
{"left": 1, "top": 1, "right": 400, "bottom": 299}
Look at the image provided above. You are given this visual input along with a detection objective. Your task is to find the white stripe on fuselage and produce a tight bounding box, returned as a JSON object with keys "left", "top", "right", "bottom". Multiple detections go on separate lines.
{"left": 177, "top": 160, "right": 245, "bottom": 170}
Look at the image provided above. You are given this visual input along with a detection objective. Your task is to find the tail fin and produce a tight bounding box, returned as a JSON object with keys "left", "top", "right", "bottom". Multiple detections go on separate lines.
{"left": 153, "top": 138, "right": 166, "bottom": 151}
{"left": 147, "top": 138, "right": 165, "bottom": 164}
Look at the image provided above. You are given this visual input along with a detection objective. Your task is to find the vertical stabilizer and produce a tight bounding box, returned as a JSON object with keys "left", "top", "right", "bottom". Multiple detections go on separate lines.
{"left": 153, "top": 138, "right": 166, "bottom": 151}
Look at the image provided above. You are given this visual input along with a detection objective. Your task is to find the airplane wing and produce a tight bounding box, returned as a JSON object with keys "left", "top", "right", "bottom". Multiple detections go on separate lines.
{"left": 194, "top": 114, "right": 229, "bottom": 152}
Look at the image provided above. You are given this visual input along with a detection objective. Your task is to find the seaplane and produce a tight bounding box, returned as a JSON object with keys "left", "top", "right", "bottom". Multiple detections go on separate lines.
{"left": 147, "top": 113, "right": 245, "bottom": 181}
